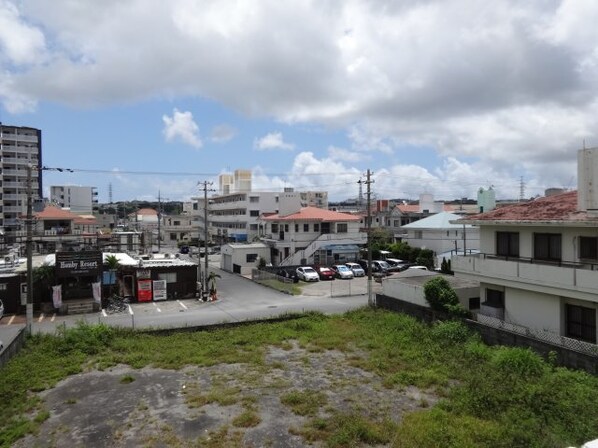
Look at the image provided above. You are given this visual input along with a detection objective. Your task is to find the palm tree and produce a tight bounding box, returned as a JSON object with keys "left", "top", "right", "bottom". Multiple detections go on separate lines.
{"left": 104, "top": 255, "right": 120, "bottom": 297}
{"left": 207, "top": 271, "right": 221, "bottom": 301}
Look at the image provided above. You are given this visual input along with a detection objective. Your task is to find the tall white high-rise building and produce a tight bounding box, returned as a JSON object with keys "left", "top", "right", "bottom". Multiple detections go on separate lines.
{"left": 0, "top": 123, "right": 42, "bottom": 232}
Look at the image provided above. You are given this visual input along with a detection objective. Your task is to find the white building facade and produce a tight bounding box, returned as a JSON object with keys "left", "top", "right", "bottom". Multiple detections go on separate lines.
{"left": 50, "top": 185, "right": 98, "bottom": 214}
{"left": 452, "top": 148, "right": 598, "bottom": 345}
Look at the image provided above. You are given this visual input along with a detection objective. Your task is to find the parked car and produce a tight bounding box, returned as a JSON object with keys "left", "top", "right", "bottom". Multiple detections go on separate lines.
{"left": 408, "top": 265, "right": 429, "bottom": 271}
{"left": 314, "top": 266, "right": 336, "bottom": 281}
{"left": 331, "top": 264, "right": 354, "bottom": 279}
{"left": 276, "top": 269, "right": 298, "bottom": 283}
{"left": 361, "top": 260, "right": 391, "bottom": 275}
{"left": 296, "top": 266, "right": 320, "bottom": 282}
{"left": 179, "top": 246, "right": 190, "bottom": 254}
{"left": 345, "top": 262, "right": 365, "bottom": 277}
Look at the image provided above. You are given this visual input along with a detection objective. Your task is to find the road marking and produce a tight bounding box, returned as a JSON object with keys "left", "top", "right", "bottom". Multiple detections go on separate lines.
{"left": 153, "top": 302, "right": 162, "bottom": 313}
{"left": 102, "top": 309, "right": 107, "bottom": 317}
{"left": 8, "top": 315, "right": 15, "bottom": 325}
{"left": 38, "top": 313, "right": 44, "bottom": 322}
{"left": 50, "top": 314, "right": 56, "bottom": 322}
{"left": 177, "top": 300, "right": 188, "bottom": 310}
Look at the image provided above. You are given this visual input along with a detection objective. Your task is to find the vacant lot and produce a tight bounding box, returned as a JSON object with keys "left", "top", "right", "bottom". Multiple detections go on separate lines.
{"left": 1, "top": 309, "right": 597, "bottom": 447}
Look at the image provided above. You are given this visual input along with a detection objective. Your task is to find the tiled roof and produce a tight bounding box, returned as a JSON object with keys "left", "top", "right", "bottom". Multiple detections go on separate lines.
{"left": 262, "top": 206, "right": 360, "bottom": 222}
{"left": 136, "top": 208, "right": 158, "bottom": 215}
{"left": 456, "top": 191, "right": 596, "bottom": 224}
{"left": 34, "top": 206, "right": 79, "bottom": 220}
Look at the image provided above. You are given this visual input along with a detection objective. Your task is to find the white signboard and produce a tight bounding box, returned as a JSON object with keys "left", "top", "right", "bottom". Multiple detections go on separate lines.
{"left": 20, "top": 283, "right": 27, "bottom": 305}
{"left": 152, "top": 280, "right": 167, "bottom": 301}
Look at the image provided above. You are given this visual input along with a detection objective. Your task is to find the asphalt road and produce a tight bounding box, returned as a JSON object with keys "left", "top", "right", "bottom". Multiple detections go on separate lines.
{"left": 1, "top": 257, "right": 376, "bottom": 345}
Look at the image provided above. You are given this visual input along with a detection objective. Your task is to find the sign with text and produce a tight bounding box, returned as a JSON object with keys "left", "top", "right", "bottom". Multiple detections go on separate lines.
{"left": 56, "top": 251, "right": 103, "bottom": 278}
{"left": 137, "top": 279, "right": 152, "bottom": 302}
{"left": 152, "top": 280, "right": 167, "bottom": 301}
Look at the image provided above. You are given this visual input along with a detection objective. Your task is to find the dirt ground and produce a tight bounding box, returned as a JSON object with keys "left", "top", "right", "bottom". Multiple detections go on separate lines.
{"left": 15, "top": 342, "right": 437, "bottom": 447}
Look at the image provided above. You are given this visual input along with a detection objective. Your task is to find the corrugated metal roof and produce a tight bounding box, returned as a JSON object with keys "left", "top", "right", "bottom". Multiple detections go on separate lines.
{"left": 402, "top": 212, "right": 472, "bottom": 229}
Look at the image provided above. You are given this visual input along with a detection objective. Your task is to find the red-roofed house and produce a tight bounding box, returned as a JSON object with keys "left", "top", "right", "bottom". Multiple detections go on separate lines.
{"left": 260, "top": 202, "right": 366, "bottom": 266}
{"left": 452, "top": 149, "right": 598, "bottom": 346}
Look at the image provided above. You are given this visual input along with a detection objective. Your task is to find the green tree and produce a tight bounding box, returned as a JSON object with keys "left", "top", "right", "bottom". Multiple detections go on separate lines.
{"left": 104, "top": 255, "right": 120, "bottom": 297}
{"left": 207, "top": 271, "right": 222, "bottom": 300}
{"left": 369, "top": 228, "right": 393, "bottom": 247}
{"left": 32, "top": 263, "right": 55, "bottom": 302}
{"left": 423, "top": 276, "right": 467, "bottom": 317}
{"left": 416, "top": 249, "right": 435, "bottom": 270}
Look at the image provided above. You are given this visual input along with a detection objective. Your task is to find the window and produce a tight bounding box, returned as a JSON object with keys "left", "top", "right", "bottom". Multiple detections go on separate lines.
{"left": 496, "top": 232, "right": 519, "bottom": 257}
{"left": 337, "top": 223, "right": 348, "bottom": 233}
{"left": 249, "top": 196, "right": 259, "bottom": 203}
{"left": 249, "top": 210, "right": 259, "bottom": 217}
{"left": 158, "top": 272, "right": 177, "bottom": 283}
{"left": 534, "top": 233, "right": 562, "bottom": 261}
{"left": 566, "top": 304, "right": 596, "bottom": 343}
{"left": 246, "top": 253, "right": 258, "bottom": 262}
{"left": 414, "top": 230, "right": 423, "bottom": 239}
{"left": 304, "top": 223, "right": 309, "bottom": 232}
{"left": 314, "top": 223, "right": 320, "bottom": 232}
{"left": 468, "top": 297, "right": 480, "bottom": 310}
{"left": 579, "top": 236, "right": 598, "bottom": 260}
{"left": 484, "top": 289, "right": 504, "bottom": 308}
{"left": 0, "top": 283, "right": 6, "bottom": 291}
{"left": 271, "top": 223, "right": 278, "bottom": 233}
{"left": 284, "top": 224, "right": 289, "bottom": 232}
{"left": 249, "top": 224, "right": 258, "bottom": 230}
{"left": 295, "top": 224, "right": 299, "bottom": 232}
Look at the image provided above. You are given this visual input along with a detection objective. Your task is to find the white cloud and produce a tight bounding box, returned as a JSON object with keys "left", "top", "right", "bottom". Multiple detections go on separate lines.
{"left": 0, "top": 0, "right": 46, "bottom": 65}
{"left": 162, "top": 108, "right": 202, "bottom": 149}
{"left": 3, "top": 1, "right": 598, "bottom": 190}
{"left": 327, "top": 145, "right": 367, "bottom": 162}
{"left": 210, "top": 124, "right": 236, "bottom": 143}
{"left": 253, "top": 132, "right": 294, "bottom": 151}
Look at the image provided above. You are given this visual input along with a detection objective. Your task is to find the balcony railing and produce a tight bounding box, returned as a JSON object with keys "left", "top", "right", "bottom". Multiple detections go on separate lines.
{"left": 453, "top": 252, "right": 598, "bottom": 295}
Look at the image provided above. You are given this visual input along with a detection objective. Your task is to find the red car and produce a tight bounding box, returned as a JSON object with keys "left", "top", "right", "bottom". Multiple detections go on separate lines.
{"left": 314, "top": 266, "right": 336, "bottom": 280}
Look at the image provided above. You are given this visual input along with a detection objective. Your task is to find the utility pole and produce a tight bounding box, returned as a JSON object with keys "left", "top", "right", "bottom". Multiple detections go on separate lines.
{"left": 364, "top": 169, "right": 374, "bottom": 307}
{"left": 157, "top": 190, "right": 162, "bottom": 252}
{"left": 25, "top": 164, "right": 34, "bottom": 334}
{"left": 198, "top": 181, "right": 215, "bottom": 298}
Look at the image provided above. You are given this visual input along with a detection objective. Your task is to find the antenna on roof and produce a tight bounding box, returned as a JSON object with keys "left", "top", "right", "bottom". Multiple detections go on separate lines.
{"left": 519, "top": 176, "right": 525, "bottom": 202}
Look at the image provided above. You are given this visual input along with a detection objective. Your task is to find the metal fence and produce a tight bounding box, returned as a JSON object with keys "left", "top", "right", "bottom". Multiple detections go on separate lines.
{"left": 473, "top": 313, "right": 598, "bottom": 357}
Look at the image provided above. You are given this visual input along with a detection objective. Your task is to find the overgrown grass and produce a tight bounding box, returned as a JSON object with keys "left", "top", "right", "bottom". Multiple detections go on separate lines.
{"left": 255, "top": 278, "right": 303, "bottom": 295}
{"left": 0, "top": 309, "right": 597, "bottom": 447}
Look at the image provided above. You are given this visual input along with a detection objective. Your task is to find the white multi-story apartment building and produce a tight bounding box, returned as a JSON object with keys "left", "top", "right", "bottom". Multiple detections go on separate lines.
{"left": 50, "top": 185, "right": 98, "bottom": 214}
{"left": 0, "top": 123, "right": 42, "bottom": 232}
{"left": 260, "top": 191, "right": 366, "bottom": 266}
{"left": 452, "top": 148, "right": 598, "bottom": 345}
{"left": 187, "top": 170, "right": 329, "bottom": 244}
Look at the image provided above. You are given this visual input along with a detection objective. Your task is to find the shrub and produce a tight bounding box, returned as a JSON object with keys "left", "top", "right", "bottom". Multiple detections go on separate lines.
{"left": 423, "top": 277, "right": 466, "bottom": 317}
{"left": 430, "top": 321, "right": 471, "bottom": 344}
{"left": 491, "top": 347, "right": 546, "bottom": 378}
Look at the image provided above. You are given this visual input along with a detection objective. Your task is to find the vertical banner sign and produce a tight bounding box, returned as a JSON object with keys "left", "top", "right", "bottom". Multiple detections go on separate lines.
{"left": 152, "top": 280, "right": 167, "bottom": 301}
{"left": 52, "top": 285, "right": 62, "bottom": 308}
{"left": 92, "top": 282, "right": 102, "bottom": 304}
{"left": 20, "top": 283, "right": 27, "bottom": 306}
{"left": 137, "top": 279, "right": 152, "bottom": 302}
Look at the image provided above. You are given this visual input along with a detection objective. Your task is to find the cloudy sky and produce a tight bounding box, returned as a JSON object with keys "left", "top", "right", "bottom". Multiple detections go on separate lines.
{"left": 1, "top": 0, "right": 597, "bottom": 203}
